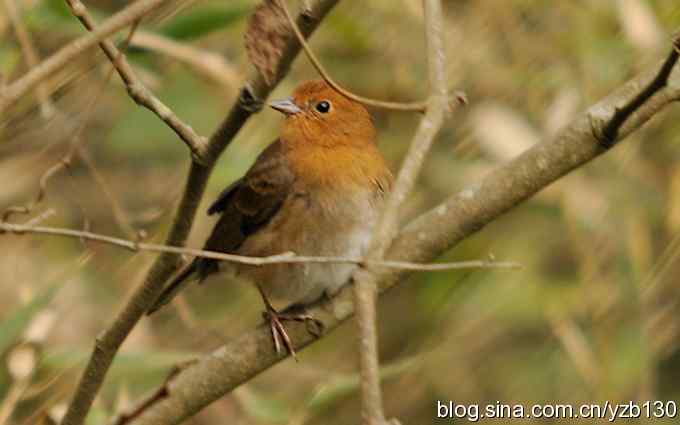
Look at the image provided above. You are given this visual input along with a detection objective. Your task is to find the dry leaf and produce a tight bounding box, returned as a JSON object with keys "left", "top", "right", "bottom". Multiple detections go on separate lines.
{"left": 244, "top": 0, "right": 291, "bottom": 85}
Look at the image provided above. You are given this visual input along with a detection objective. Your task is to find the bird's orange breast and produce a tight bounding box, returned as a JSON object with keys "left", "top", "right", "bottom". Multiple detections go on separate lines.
{"left": 285, "top": 142, "right": 393, "bottom": 198}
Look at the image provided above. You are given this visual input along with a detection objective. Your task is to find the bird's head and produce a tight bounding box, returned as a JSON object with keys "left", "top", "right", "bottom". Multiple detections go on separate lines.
{"left": 270, "top": 80, "right": 376, "bottom": 148}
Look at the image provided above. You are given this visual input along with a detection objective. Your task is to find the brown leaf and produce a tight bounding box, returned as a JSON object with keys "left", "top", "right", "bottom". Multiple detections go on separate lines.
{"left": 244, "top": 0, "right": 291, "bottom": 85}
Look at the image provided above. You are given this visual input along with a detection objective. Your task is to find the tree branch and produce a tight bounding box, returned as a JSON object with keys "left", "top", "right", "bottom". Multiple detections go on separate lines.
{"left": 59, "top": 1, "right": 341, "bottom": 424}
{"left": 2, "top": 0, "right": 54, "bottom": 118}
{"left": 0, "top": 221, "right": 518, "bottom": 271}
{"left": 351, "top": 0, "right": 449, "bottom": 423}
{"left": 64, "top": 0, "right": 209, "bottom": 163}
{"left": 2, "top": 29, "right": 140, "bottom": 236}
{"left": 129, "top": 31, "right": 240, "bottom": 90}
{"left": 119, "top": 35, "right": 680, "bottom": 425}
{"left": 277, "top": 0, "right": 429, "bottom": 112}
{"left": 0, "top": 0, "right": 166, "bottom": 115}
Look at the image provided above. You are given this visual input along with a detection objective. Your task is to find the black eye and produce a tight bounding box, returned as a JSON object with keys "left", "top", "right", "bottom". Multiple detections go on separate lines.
{"left": 315, "top": 100, "right": 331, "bottom": 113}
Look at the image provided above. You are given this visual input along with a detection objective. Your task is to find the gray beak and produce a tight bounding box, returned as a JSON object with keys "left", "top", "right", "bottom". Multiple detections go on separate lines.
{"left": 269, "top": 97, "right": 302, "bottom": 115}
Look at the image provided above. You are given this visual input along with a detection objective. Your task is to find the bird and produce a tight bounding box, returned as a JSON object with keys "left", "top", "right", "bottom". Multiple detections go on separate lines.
{"left": 147, "top": 80, "right": 393, "bottom": 357}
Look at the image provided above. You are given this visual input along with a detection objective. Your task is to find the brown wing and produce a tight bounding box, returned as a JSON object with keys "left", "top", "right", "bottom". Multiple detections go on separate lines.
{"left": 147, "top": 140, "right": 294, "bottom": 314}
{"left": 203, "top": 139, "right": 293, "bottom": 255}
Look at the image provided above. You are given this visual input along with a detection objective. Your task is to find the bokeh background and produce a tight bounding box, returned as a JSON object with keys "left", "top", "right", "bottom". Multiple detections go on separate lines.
{"left": 1, "top": 0, "right": 680, "bottom": 423}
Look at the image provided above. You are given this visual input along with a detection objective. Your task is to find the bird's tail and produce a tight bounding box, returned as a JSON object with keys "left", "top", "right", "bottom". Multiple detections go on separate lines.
{"left": 147, "top": 260, "right": 199, "bottom": 315}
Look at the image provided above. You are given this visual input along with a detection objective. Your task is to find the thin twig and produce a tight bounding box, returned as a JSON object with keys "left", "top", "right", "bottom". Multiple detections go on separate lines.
{"left": 76, "top": 147, "right": 139, "bottom": 240}
{"left": 548, "top": 313, "right": 600, "bottom": 388}
{"left": 282, "top": 0, "right": 455, "bottom": 420}
{"left": 23, "top": 208, "right": 56, "bottom": 226}
{"left": 349, "top": 0, "right": 450, "bottom": 423}
{"left": 64, "top": 0, "right": 209, "bottom": 163}
{"left": 0, "top": 380, "right": 28, "bottom": 425}
{"left": 0, "top": 221, "right": 519, "bottom": 271}
{"left": 1, "top": 160, "right": 66, "bottom": 222}
{"left": 130, "top": 31, "right": 240, "bottom": 89}
{"left": 0, "top": 0, "right": 166, "bottom": 115}
{"left": 2, "top": 28, "right": 140, "bottom": 238}
{"left": 2, "top": 0, "right": 54, "bottom": 118}
{"left": 278, "top": 0, "right": 428, "bottom": 112}
{"left": 279, "top": 0, "right": 456, "bottom": 425}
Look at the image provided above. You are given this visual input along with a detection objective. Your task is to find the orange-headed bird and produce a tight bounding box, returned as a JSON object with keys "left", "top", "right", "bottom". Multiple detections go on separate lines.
{"left": 148, "top": 80, "right": 393, "bottom": 356}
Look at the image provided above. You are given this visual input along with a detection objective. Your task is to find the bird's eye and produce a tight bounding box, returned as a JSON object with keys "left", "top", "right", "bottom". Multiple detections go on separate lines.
{"left": 315, "top": 100, "right": 331, "bottom": 113}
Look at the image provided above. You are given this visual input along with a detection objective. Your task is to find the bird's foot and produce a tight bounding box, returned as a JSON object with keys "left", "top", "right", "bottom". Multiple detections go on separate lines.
{"left": 262, "top": 305, "right": 323, "bottom": 360}
{"left": 281, "top": 303, "right": 325, "bottom": 337}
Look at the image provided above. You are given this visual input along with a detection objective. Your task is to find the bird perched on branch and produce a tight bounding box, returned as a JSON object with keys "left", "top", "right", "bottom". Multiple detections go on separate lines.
{"left": 148, "top": 80, "right": 393, "bottom": 357}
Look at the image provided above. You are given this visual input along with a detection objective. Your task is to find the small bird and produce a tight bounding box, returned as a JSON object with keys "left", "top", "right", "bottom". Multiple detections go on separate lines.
{"left": 148, "top": 80, "right": 393, "bottom": 356}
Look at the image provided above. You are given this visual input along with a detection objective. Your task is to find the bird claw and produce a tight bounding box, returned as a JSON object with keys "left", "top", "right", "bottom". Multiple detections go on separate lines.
{"left": 281, "top": 303, "right": 325, "bottom": 337}
{"left": 262, "top": 306, "right": 324, "bottom": 360}
{"left": 301, "top": 314, "right": 324, "bottom": 337}
{"left": 263, "top": 308, "right": 293, "bottom": 358}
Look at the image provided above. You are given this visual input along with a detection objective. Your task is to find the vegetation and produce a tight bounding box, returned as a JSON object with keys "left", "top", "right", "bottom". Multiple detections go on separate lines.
{"left": 1, "top": 0, "right": 679, "bottom": 423}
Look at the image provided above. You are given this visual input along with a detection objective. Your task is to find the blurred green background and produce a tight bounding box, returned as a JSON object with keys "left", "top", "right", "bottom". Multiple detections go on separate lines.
{"left": 1, "top": 0, "right": 680, "bottom": 423}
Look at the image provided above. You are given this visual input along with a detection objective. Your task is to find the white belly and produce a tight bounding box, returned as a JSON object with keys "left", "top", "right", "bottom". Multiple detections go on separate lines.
{"left": 234, "top": 189, "right": 380, "bottom": 305}
{"left": 284, "top": 221, "right": 373, "bottom": 303}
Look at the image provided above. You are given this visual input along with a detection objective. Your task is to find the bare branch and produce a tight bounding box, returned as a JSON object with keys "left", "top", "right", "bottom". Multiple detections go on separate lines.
{"left": 0, "top": 0, "right": 166, "bottom": 115}
{"left": 598, "top": 34, "right": 680, "bottom": 148}
{"left": 1, "top": 160, "right": 66, "bottom": 222}
{"left": 548, "top": 313, "right": 600, "bottom": 388}
{"left": 64, "top": 0, "right": 209, "bottom": 163}
{"left": 0, "top": 221, "right": 519, "bottom": 271}
{"left": 2, "top": 0, "right": 54, "bottom": 118}
{"left": 278, "top": 0, "right": 428, "bottom": 112}
{"left": 76, "top": 147, "right": 139, "bottom": 240}
{"left": 59, "top": 2, "right": 342, "bottom": 424}
{"left": 2, "top": 29, "right": 139, "bottom": 239}
{"left": 119, "top": 35, "right": 680, "bottom": 425}
{"left": 351, "top": 1, "right": 450, "bottom": 423}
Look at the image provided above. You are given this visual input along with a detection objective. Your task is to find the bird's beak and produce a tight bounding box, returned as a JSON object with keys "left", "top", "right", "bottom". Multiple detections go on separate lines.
{"left": 269, "top": 97, "right": 302, "bottom": 116}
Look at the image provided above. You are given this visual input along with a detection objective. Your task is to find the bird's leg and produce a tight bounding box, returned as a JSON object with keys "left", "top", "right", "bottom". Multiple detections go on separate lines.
{"left": 280, "top": 302, "right": 324, "bottom": 337}
{"left": 256, "top": 286, "right": 324, "bottom": 360}
{"left": 257, "top": 284, "right": 299, "bottom": 359}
